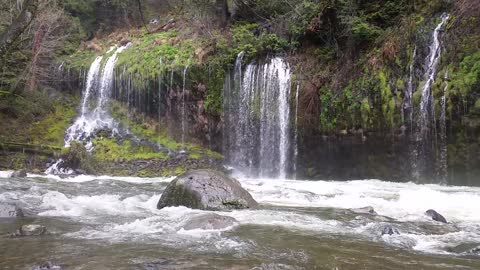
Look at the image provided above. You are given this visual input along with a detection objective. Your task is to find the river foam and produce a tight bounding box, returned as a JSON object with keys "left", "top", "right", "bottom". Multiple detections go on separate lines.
{"left": 2, "top": 172, "right": 480, "bottom": 255}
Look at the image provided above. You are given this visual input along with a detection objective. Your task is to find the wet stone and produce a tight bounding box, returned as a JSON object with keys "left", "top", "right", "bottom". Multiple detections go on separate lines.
{"left": 10, "top": 169, "right": 27, "bottom": 178}
{"left": 351, "top": 206, "right": 377, "bottom": 215}
{"left": 0, "top": 203, "right": 24, "bottom": 218}
{"left": 381, "top": 225, "right": 400, "bottom": 236}
{"left": 14, "top": 224, "right": 47, "bottom": 237}
{"left": 425, "top": 209, "right": 448, "bottom": 223}
{"left": 157, "top": 169, "right": 258, "bottom": 211}
{"left": 31, "top": 262, "right": 62, "bottom": 270}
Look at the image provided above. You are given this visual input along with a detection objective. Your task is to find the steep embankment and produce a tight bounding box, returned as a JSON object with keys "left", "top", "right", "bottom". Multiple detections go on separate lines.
{"left": 0, "top": 0, "right": 478, "bottom": 181}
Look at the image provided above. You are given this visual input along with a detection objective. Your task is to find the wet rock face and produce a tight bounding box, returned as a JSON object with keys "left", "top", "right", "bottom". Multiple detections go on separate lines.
{"left": 10, "top": 169, "right": 27, "bottom": 178}
{"left": 425, "top": 209, "right": 448, "bottom": 223}
{"left": 15, "top": 225, "right": 47, "bottom": 237}
{"left": 0, "top": 203, "right": 24, "bottom": 217}
{"left": 182, "top": 214, "right": 239, "bottom": 230}
{"left": 157, "top": 169, "right": 258, "bottom": 211}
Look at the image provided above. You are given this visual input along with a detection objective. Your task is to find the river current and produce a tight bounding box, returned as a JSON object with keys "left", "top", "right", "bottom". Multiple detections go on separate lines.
{"left": 1, "top": 171, "right": 479, "bottom": 269}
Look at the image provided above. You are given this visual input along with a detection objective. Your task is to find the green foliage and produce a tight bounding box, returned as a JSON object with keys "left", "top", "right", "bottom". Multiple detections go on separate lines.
{"left": 450, "top": 52, "right": 480, "bottom": 101}
{"left": 213, "top": 23, "right": 290, "bottom": 65}
{"left": 93, "top": 138, "right": 167, "bottom": 162}
{"left": 61, "top": 142, "right": 99, "bottom": 174}
{"left": 116, "top": 31, "right": 196, "bottom": 77}
{"left": 29, "top": 104, "right": 77, "bottom": 147}
{"left": 378, "top": 70, "right": 395, "bottom": 128}
{"left": 350, "top": 17, "right": 383, "bottom": 43}
{"left": 204, "top": 68, "right": 226, "bottom": 114}
{"left": 361, "top": 98, "right": 371, "bottom": 127}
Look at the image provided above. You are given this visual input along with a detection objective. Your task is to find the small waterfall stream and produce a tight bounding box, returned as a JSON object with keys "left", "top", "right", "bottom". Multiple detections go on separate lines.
{"left": 224, "top": 53, "right": 293, "bottom": 178}
{"left": 411, "top": 14, "right": 449, "bottom": 182}
{"left": 438, "top": 70, "right": 448, "bottom": 183}
{"left": 64, "top": 45, "right": 130, "bottom": 149}
{"left": 181, "top": 66, "right": 188, "bottom": 150}
{"left": 293, "top": 83, "right": 300, "bottom": 179}
{"left": 418, "top": 14, "right": 449, "bottom": 136}
{"left": 47, "top": 44, "right": 131, "bottom": 174}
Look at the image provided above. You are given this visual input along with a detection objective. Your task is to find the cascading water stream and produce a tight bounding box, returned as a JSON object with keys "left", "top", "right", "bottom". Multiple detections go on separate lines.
{"left": 411, "top": 14, "right": 449, "bottom": 182}
{"left": 293, "top": 83, "right": 300, "bottom": 179}
{"left": 438, "top": 70, "right": 448, "bottom": 183}
{"left": 418, "top": 14, "right": 449, "bottom": 136}
{"left": 224, "top": 53, "right": 292, "bottom": 178}
{"left": 181, "top": 66, "right": 188, "bottom": 150}
{"left": 47, "top": 44, "right": 131, "bottom": 174}
{"left": 64, "top": 45, "right": 130, "bottom": 149}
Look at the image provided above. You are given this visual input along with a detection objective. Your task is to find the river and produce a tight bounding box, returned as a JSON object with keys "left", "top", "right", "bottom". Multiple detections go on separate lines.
{"left": 1, "top": 171, "right": 479, "bottom": 269}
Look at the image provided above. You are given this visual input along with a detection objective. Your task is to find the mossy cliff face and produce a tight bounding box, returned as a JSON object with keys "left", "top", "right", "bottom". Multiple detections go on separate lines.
{"left": 2, "top": 0, "right": 478, "bottom": 180}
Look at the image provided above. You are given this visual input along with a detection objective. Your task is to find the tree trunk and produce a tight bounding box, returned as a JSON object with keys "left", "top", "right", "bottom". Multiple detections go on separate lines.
{"left": 0, "top": 0, "right": 38, "bottom": 58}
{"left": 136, "top": 0, "right": 150, "bottom": 33}
{"left": 215, "top": 0, "right": 230, "bottom": 27}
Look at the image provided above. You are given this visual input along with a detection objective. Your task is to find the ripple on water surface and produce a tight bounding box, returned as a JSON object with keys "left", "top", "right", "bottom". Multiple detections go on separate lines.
{"left": 1, "top": 172, "right": 480, "bottom": 269}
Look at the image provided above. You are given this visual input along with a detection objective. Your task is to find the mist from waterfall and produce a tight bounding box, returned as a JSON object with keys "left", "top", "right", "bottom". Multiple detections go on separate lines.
{"left": 224, "top": 53, "right": 293, "bottom": 178}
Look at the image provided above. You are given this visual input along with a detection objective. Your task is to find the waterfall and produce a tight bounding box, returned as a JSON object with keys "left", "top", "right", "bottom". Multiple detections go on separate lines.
{"left": 64, "top": 44, "right": 131, "bottom": 148}
{"left": 411, "top": 14, "right": 449, "bottom": 182}
{"left": 418, "top": 14, "right": 449, "bottom": 136}
{"left": 438, "top": 70, "right": 448, "bottom": 183}
{"left": 224, "top": 53, "right": 292, "bottom": 178}
{"left": 293, "top": 83, "right": 300, "bottom": 179}
{"left": 181, "top": 66, "right": 188, "bottom": 149}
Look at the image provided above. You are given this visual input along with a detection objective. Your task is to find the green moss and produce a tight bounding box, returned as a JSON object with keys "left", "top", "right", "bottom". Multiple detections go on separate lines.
{"left": 92, "top": 138, "right": 167, "bottom": 162}
{"left": 361, "top": 98, "right": 371, "bottom": 128}
{"left": 160, "top": 166, "right": 187, "bottom": 177}
{"left": 29, "top": 103, "right": 77, "bottom": 147}
{"left": 116, "top": 31, "right": 196, "bottom": 78}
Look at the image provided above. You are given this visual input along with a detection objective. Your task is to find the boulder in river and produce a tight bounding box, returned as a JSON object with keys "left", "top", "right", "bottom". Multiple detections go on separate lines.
{"left": 381, "top": 225, "right": 400, "bottom": 236}
{"left": 157, "top": 169, "right": 258, "bottom": 211}
{"left": 31, "top": 262, "right": 62, "bottom": 270}
{"left": 351, "top": 206, "right": 377, "bottom": 215}
{"left": 425, "top": 209, "right": 447, "bottom": 223}
{"left": 182, "top": 214, "right": 239, "bottom": 230}
{"left": 10, "top": 169, "right": 27, "bottom": 178}
{"left": 0, "top": 203, "right": 24, "bottom": 217}
{"left": 14, "top": 224, "right": 47, "bottom": 237}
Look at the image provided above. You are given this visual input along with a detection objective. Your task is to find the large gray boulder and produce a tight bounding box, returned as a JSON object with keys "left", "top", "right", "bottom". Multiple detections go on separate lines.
{"left": 0, "top": 203, "right": 24, "bottom": 217}
{"left": 10, "top": 169, "right": 27, "bottom": 178}
{"left": 182, "top": 214, "right": 239, "bottom": 230}
{"left": 157, "top": 170, "right": 258, "bottom": 211}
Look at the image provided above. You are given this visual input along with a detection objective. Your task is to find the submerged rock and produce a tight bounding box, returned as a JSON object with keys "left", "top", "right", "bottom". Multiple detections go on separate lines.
{"left": 157, "top": 169, "right": 258, "bottom": 211}
{"left": 351, "top": 206, "right": 377, "bottom": 215}
{"left": 381, "top": 225, "right": 400, "bottom": 236}
{"left": 0, "top": 203, "right": 24, "bottom": 217}
{"left": 31, "top": 262, "right": 62, "bottom": 270}
{"left": 182, "top": 214, "right": 239, "bottom": 230}
{"left": 425, "top": 209, "right": 447, "bottom": 223}
{"left": 10, "top": 169, "right": 27, "bottom": 178}
{"left": 467, "top": 246, "right": 480, "bottom": 255}
{"left": 14, "top": 224, "right": 47, "bottom": 237}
